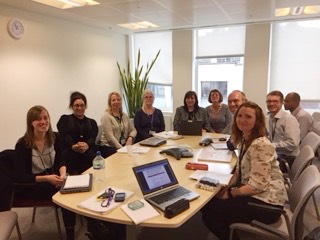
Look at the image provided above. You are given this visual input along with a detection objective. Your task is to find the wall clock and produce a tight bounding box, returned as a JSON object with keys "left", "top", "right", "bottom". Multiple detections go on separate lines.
{"left": 7, "top": 18, "right": 25, "bottom": 39}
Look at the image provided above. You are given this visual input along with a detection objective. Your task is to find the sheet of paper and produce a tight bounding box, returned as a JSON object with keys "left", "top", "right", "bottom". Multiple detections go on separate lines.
{"left": 152, "top": 131, "right": 183, "bottom": 140}
{"left": 198, "top": 146, "right": 233, "bottom": 162}
{"left": 120, "top": 199, "right": 160, "bottom": 225}
{"left": 78, "top": 187, "right": 133, "bottom": 214}
{"left": 63, "top": 174, "right": 90, "bottom": 189}
{"left": 117, "top": 146, "right": 150, "bottom": 154}
{"left": 189, "top": 170, "right": 233, "bottom": 186}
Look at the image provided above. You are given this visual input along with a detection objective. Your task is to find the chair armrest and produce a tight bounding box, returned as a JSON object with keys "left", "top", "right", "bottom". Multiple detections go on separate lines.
{"left": 251, "top": 220, "right": 288, "bottom": 240}
{"left": 248, "top": 202, "right": 286, "bottom": 214}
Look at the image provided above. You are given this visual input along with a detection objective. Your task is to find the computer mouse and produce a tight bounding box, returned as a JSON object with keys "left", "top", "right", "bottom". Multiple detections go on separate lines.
{"left": 199, "top": 138, "right": 213, "bottom": 146}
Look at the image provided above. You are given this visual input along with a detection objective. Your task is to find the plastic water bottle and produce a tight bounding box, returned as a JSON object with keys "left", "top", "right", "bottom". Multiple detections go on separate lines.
{"left": 92, "top": 151, "right": 105, "bottom": 183}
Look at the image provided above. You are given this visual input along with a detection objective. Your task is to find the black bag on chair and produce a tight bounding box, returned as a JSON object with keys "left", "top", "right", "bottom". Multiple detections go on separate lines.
{"left": 85, "top": 218, "right": 126, "bottom": 240}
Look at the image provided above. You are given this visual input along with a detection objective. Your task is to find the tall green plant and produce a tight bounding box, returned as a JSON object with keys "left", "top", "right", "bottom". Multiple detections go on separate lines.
{"left": 117, "top": 49, "right": 160, "bottom": 118}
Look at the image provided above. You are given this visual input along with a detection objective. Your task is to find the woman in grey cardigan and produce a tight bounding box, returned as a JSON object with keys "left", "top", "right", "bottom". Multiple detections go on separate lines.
{"left": 173, "top": 91, "right": 213, "bottom": 132}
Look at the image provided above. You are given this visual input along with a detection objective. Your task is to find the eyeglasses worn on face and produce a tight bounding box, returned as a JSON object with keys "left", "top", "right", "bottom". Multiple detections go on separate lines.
{"left": 73, "top": 104, "right": 85, "bottom": 108}
{"left": 266, "top": 100, "right": 280, "bottom": 104}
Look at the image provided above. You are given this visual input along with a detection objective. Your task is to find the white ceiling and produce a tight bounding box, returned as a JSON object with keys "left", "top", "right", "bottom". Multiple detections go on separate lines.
{"left": 1, "top": 0, "right": 320, "bottom": 34}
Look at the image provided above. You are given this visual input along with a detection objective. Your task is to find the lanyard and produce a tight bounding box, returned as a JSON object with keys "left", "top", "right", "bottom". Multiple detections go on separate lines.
{"left": 114, "top": 115, "right": 124, "bottom": 142}
{"left": 237, "top": 138, "right": 246, "bottom": 184}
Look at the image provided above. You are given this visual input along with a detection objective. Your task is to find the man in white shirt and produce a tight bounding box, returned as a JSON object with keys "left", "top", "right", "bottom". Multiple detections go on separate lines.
{"left": 226, "top": 90, "right": 247, "bottom": 150}
{"left": 227, "top": 90, "right": 247, "bottom": 115}
{"left": 284, "top": 92, "right": 320, "bottom": 140}
{"left": 266, "top": 90, "right": 300, "bottom": 170}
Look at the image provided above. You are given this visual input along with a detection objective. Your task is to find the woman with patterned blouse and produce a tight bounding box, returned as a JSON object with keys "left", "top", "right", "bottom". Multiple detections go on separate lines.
{"left": 201, "top": 101, "right": 286, "bottom": 240}
{"left": 206, "top": 88, "right": 232, "bottom": 133}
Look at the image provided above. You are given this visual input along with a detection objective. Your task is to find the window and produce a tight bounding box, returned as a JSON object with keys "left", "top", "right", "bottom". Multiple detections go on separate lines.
{"left": 195, "top": 26, "right": 245, "bottom": 107}
{"left": 131, "top": 31, "right": 173, "bottom": 112}
{"left": 270, "top": 19, "right": 320, "bottom": 113}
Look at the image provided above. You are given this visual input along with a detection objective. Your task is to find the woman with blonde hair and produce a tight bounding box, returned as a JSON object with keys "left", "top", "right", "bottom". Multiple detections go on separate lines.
{"left": 98, "top": 92, "right": 137, "bottom": 157}
{"left": 134, "top": 89, "right": 165, "bottom": 142}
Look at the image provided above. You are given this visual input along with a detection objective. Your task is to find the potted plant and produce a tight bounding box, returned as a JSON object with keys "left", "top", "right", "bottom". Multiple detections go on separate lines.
{"left": 117, "top": 49, "right": 160, "bottom": 118}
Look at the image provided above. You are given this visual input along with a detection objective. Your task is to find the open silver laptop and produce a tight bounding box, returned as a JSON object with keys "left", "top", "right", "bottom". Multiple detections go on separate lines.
{"left": 132, "top": 159, "right": 199, "bottom": 211}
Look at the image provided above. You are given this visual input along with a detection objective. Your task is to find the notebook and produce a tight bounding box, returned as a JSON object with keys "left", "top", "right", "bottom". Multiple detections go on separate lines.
{"left": 178, "top": 120, "right": 202, "bottom": 136}
{"left": 60, "top": 173, "right": 93, "bottom": 194}
{"left": 132, "top": 159, "right": 199, "bottom": 211}
{"left": 139, "top": 136, "right": 167, "bottom": 147}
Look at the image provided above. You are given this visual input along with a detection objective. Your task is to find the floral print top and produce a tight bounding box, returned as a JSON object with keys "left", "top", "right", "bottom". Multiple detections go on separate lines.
{"left": 238, "top": 136, "right": 287, "bottom": 206}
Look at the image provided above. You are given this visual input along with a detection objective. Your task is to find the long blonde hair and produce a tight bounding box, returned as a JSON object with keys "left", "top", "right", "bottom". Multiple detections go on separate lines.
{"left": 24, "top": 105, "right": 55, "bottom": 149}
{"left": 106, "top": 92, "right": 123, "bottom": 115}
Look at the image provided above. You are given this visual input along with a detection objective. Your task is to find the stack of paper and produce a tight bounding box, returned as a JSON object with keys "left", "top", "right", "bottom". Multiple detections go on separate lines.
{"left": 120, "top": 199, "right": 160, "bottom": 225}
{"left": 198, "top": 146, "right": 233, "bottom": 163}
{"left": 117, "top": 146, "right": 150, "bottom": 154}
{"left": 78, "top": 187, "right": 133, "bottom": 214}
{"left": 152, "top": 131, "right": 183, "bottom": 140}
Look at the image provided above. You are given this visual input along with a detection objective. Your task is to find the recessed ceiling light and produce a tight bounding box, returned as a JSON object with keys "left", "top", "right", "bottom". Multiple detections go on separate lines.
{"left": 118, "top": 21, "right": 159, "bottom": 30}
{"left": 275, "top": 5, "right": 320, "bottom": 17}
{"left": 31, "top": 0, "right": 100, "bottom": 9}
{"left": 275, "top": 8, "right": 290, "bottom": 17}
{"left": 304, "top": 5, "right": 320, "bottom": 15}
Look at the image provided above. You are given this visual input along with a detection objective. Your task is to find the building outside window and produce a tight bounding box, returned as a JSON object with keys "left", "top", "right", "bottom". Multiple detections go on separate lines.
{"left": 195, "top": 26, "right": 245, "bottom": 107}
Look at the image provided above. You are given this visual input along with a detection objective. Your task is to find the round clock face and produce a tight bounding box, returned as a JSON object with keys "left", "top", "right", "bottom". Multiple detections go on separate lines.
{"left": 7, "top": 19, "right": 24, "bottom": 39}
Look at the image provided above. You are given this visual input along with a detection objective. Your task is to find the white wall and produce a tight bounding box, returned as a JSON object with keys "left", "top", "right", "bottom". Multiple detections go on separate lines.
{"left": 0, "top": 5, "right": 126, "bottom": 150}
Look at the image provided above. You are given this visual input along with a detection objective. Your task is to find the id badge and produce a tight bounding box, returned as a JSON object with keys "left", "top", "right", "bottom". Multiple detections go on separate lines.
{"left": 120, "top": 137, "right": 126, "bottom": 145}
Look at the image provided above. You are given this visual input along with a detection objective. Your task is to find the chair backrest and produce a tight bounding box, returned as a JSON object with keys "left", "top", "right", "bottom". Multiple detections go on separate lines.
{"left": 312, "top": 112, "right": 320, "bottom": 122}
{"left": 0, "top": 149, "right": 15, "bottom": 178}
{"left": 300, "top": 132, "right": 320, "bottom": 153}
{"left": 288, "top": 165, "right": 320, "bottom": 240}
{"left": 290, "top": 145, "right": 314, "bottom": 185}
{"left": 95, "top": 124, "right": 102, "bottom": 145}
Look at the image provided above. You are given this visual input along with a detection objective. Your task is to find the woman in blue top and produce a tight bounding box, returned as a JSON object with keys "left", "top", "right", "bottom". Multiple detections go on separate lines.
{"left": 134, "top": 89, "right": 165, "bottom": 142}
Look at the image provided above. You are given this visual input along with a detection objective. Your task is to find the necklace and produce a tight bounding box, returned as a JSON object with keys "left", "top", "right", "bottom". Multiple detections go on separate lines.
{"left": 211, "top": 104, "right": 221, "bottom": 115}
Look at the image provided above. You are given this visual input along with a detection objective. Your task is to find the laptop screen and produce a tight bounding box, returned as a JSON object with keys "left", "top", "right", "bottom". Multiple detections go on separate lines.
{"left": 178, "top": 120, "right": 202, "bottom": 136}
{"left": 132, "top": 159, "right": 178, "bottom": 195}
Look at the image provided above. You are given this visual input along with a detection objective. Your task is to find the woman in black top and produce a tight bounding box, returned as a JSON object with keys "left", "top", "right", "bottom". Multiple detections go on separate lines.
{"left": 134, "top": 89, "right": 165, "bottom": 142}
{"left": 57, "top": 91, "right": 98, "bottom": 175}
{"left": 15, "top": 105, "right": 74, "bottom": 240}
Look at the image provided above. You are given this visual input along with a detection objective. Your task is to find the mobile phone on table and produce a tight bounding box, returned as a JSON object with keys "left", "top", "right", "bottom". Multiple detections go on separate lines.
{"left": 128, "top": 200, "right": 144, "bottom": 210}
{"left": 114, "top": 192, "right": 126, "bottom": 202}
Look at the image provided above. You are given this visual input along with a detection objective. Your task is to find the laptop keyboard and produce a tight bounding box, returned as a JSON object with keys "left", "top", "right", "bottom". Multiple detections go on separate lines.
{"left": 150, "top": 187, "right": 190, "bottom": 204}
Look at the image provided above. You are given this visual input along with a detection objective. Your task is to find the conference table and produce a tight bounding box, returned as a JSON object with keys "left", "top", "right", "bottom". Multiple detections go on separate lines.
{"left": 52, "top": 132, "right": 237, "bottom": 239}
